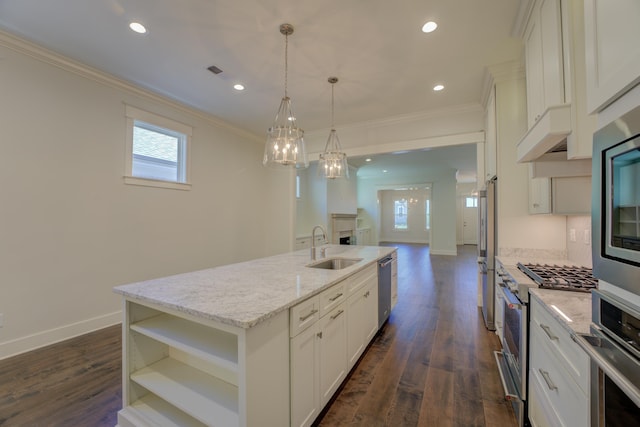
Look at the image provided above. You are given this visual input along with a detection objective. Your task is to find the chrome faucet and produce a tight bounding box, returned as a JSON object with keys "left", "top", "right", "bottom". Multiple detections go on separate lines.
{"left": 311, "top": 225, "right": 328, "bottom": 261}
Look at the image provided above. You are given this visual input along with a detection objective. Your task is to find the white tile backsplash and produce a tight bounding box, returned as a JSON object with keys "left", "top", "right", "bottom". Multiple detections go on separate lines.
{"left": 567, "top": 216, "right": 592, "bottom": 267}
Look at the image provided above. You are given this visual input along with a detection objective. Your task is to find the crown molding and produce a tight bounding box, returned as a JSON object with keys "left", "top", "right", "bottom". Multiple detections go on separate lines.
{"left": 512, "top": 0, "right": 536, "bottom": 38}
{"left": 0, "top": 29, "right": 262, "bottom": 144}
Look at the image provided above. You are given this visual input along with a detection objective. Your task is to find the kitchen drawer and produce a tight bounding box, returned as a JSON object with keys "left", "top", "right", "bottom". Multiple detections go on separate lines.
{"left": 529, "top": 324, "right": 588, "bottom": 427}
{"left": 290, "top": 295, "right": 320, "bottom": 338}
{"left": 345, "top": 264, "right": 377, "bottom": 296}
{"left": 530, "top": 298, "right": 589, "bottom": 394}
{"left": 319, "top": 282, "right": 347, "bottom": 317}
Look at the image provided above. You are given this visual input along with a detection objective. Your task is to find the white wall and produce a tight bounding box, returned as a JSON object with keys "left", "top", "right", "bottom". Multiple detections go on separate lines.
{"left": 493, "top": 72, "right": 567, "bottom": 255}
{"left": 358, "top": 166, "right": 458, "bottom": 255}
{"left": 0, "top": 37, "right": 291, "bottom": 359}
{"left": 378, "top": 188, "right": 431, "bottom": 244}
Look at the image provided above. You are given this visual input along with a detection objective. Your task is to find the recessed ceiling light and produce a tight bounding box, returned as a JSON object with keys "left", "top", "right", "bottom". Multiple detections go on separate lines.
{"left": 365, "top": 158, "right": 372, "bottom": 162}
{"left": 433, "top": 84, "right": 445, "bottom": 91}
{"left": 383, "top": 170, "right": 388, "bottom": 173}
{"left": 129, "top": 22, "right": 147, "bottom": 34}
{"left": 233, "top": 84, "right": 245, "bottom": 91}
{"left": 422, "top": 21, "right": 438, "bottom": 33}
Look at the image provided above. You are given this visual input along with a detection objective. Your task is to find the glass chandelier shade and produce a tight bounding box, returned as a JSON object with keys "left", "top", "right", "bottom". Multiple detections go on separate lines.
{"left": 318, "top": 77, "right": 348, "bottom": 179}
{"left": 263, "top": 24, "right": 308, "bottom": 169}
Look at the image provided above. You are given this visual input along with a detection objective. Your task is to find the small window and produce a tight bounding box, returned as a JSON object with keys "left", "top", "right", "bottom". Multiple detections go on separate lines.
{"left": 125, "top": 106, "right": 192, "bottom": 190}
{"left": 465, "top": 196, "right": 478, "bottom": 208}
{"left": 425, "top": 199, "right": 431, "bottom": 230}
{"left": 394, "top": 199, "right": 408, "bottom": 230}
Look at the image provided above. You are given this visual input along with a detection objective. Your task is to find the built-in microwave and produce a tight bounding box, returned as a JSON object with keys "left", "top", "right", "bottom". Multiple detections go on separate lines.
{"left": 592, "top": 105, "right": 640, "bottom": 296}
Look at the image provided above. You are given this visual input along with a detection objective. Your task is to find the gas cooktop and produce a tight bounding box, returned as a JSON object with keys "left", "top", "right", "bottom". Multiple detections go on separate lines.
{"left": 516, "top": 263, "right": 598, "bottom": 293}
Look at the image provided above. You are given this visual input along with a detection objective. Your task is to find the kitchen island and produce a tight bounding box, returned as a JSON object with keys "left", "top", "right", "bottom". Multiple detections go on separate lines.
{"left": 114, "top": 245, "right": 396, "bottom": 427}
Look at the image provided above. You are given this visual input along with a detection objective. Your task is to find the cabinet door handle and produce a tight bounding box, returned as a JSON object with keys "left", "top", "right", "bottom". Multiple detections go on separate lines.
{"left": 299, "top": 309, "right": 318, "bottom": 322}
{"left": 364, "top": 290, "right": 370, "bottom": 298}
{"left": 539, "top": 369, "right": 558, "bottom": 391}
{"left": 330, "top": 309, "right": 345, "bottom": 320}
{"left": 540, "top": 324, "right": 559, "bottom": 341}
{"left": 329, "top": 292, "right": 343, "bottom": 302}
{"left": 317, "top": 331, "right": 323, "bottom": 339}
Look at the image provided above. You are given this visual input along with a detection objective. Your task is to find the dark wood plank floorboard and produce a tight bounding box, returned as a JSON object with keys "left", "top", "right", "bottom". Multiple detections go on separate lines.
{"left": 317, "top": 244, "right": 516, "bottom": 427}
{"left": 0, "top": 243, "right": 515, "bottom": 427}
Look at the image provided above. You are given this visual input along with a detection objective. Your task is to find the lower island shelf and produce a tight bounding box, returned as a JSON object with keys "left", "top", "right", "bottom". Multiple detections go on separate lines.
{"left": 118, "top": 300, "right": 290, "bottom": 427}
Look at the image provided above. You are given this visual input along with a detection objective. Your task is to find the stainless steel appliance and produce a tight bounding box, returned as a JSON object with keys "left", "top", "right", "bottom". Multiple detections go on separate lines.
{"left": 592, "top": 105, "right": 640, "bottom": 295}
{"left": 494, "top": 264, "right": 529, "bottom": 427}
{"left": 378, "top": 256, "right": 392, "bottom": 329}
{"left": 479, "top": 176, "right": 497, "bottom": 330}
{"left": 574, "top": 290, "right": 640, "bottom": 426}
{"left": 494, "top": 262, "right": 597, "bottom": 427}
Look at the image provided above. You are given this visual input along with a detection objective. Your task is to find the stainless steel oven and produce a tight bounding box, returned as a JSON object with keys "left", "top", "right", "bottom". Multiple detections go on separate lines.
{"left": 494, "top": 270, "right": 528, "bottom": 427}
{"left": 574, "top": 290, "right": 640, "bottom": 426}
{"left": 592, "top": 105, "right": 640, "bottom": 295}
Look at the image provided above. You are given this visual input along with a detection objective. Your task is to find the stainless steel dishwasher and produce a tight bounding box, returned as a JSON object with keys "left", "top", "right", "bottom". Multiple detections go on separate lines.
{"left": 378, "top": 256, "right": 393, "bottom": 329}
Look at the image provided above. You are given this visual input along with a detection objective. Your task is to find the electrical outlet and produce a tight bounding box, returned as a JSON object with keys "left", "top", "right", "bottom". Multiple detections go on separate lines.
{"left": 569, "top": 229, "right": 576, "bottom": 242}
{"left": 584, "top": 229, "right": 591, "bottom": 244}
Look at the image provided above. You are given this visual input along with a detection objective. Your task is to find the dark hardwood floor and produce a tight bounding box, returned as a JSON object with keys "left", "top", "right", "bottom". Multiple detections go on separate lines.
{"left": 0, "top": 243, "right": 515, "bottom": 427}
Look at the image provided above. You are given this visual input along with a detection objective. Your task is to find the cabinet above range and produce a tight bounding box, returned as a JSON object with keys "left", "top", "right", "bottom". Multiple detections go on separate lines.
{"left": 514, "top": 0, "right": 596, "bottom": 162}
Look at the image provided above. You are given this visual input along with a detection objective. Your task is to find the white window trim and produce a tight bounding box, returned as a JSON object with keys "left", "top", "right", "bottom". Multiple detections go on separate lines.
{"left": 124, "top": 105, "right": 193, "bottom": 190}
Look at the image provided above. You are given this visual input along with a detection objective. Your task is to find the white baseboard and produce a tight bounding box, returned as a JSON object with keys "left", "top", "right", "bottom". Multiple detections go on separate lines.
{"left": 430, "top": 248, "right": 458, "bottom": 256}
{"left": 0, "top": 311, "right": 122, "bottom": 360}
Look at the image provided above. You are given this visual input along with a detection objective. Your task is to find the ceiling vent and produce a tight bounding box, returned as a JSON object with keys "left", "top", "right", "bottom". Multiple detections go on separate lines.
{"left": 207, "top": 65, "right": 223, "bottom": 75}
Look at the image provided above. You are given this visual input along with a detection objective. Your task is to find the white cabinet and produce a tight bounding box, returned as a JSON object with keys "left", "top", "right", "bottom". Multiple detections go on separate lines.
{"left": 318, "top": 303, "right": 348, "bottom": 407}
{"left": 290, "top": 319, "right": 320, "bottom": 427}
{"left": 356, "top": 228, "right": 371, "bottom": 245}
{"left": 528, "top": 171, "right": 591, "bottom": 215}
{"left": 524, "top": 0, "right": 566, "bottom": 128}
{"left": 528, "top": 297, "right": 589, "bottom": 427}
{"left": 119, "top": 301, "right": 289, "bottom": 427}
{"left": 346, "top": 267, "right": 378, "bottom": 369}
{"left": 584, "top": 0, "right": 640, "bottom": 113}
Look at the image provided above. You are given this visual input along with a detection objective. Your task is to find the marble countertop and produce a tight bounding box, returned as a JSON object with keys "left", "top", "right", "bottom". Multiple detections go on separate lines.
{"left": 114, "top": 245, "right": 395, "bottom": 330}
{"left": 529, "top": 288, "right": 592, "bottom": 335}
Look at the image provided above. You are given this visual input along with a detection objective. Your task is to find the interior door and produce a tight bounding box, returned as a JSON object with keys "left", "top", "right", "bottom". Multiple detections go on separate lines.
{"left": 463, "top": 196, "right": 478, "bottom": 244}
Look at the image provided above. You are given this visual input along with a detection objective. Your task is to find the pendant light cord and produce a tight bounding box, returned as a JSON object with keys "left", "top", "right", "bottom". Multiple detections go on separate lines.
{"left": 331, "top": 82, "right": 335, "bottom": 129}
{"left": 284, "top": 33, "right": 288, "bottom": 99}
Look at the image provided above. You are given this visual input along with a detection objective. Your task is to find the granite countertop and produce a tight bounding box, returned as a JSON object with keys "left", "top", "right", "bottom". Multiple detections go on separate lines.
{"left": 529, "top": 288, "right": 592, "bottom": 335}
{"left": 114, "top": 245, "right": 395, "bottom": 330}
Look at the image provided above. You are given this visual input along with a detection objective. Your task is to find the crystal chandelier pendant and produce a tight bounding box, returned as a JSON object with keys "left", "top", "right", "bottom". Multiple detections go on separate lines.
{"left": 264, "top": 96, "right": 306, "bottom": 167}
{"left": 319, "top": 129, "right": 349, "bottom": 179}
{"left": 318, "top": 77, "right": 348, "bottom": 179}
{"left": 263, "top": 24, "right": 308, "bottom": 169}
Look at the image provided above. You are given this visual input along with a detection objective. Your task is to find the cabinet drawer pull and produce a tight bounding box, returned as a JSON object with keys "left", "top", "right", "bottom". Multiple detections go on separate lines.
{"left": 539, "top": 369, "right": 558, "bottom": 391}
{"left": 299, "top": 309, "right": 318, "bottom": 322}
{"left": 329, "top": 292, "right": 343, "bottom": 302}
{"left": 330, "top": 309, "right": 345, "bottom": 320}
{"left": 540, "top": 324, "right": 559, "bottom": 341}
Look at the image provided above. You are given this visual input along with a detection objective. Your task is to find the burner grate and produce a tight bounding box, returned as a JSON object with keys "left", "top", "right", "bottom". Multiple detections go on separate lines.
{"left": 516, "top": 263, "right": 598, "bottom": 293}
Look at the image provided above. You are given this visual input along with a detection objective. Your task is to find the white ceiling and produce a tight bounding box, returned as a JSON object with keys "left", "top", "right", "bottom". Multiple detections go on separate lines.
{"left": 0, "top": 0, "right": 523, "bottom": 179}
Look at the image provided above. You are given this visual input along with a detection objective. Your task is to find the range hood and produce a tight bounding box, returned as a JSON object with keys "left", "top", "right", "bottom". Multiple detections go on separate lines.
{"left": 529, "top": 151, "right": 591, "bottom": 178}
{"left": 517, "top": 104, "right": 572, "bottom": 162}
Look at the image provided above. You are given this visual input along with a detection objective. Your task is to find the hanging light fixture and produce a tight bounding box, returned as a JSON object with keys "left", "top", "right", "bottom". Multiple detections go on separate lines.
{"left": 263, "top": 23, "right": 308, "bottom": 169}
{"left": 318, "top": 77, "right": 349, "bottom": 179}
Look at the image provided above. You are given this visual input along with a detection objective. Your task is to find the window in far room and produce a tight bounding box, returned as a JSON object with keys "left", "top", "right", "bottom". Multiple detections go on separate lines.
{"left": 465, "top": 196, "right": 478, "bottom": 208}
{"left": 124, "top": 105, "right": 192, "bottom": 190}
{"left": 425, "top": 199, "right": 431, "bottom": 230}
{"left": 394, "top": 199, "right": 408, "bottom": 230}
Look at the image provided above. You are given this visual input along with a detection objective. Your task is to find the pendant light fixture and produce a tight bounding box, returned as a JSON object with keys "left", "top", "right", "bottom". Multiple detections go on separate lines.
{"left": 263, "top": 23, "right": 308, "bottom": 169}
{"left": 318, "top": 77, "right": 349, "bottom": 179}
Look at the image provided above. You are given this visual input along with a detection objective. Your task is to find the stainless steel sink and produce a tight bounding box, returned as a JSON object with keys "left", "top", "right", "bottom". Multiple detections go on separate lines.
{"left": 306, "top": 257, "right": 363, "bottom": 270}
